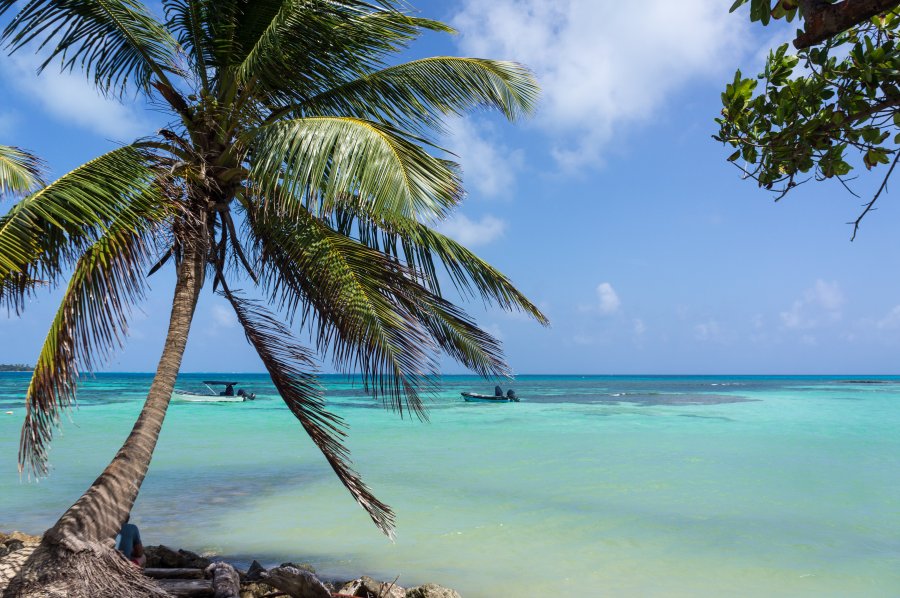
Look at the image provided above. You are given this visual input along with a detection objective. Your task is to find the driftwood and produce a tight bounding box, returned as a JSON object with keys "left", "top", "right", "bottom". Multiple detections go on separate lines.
{"left": 261, "top": 566, "right": 331, "bottom": 598}
{"left": 152, "top": 578, "right": 213, "bottom": 597}
{"left": 144, "top": 567, "right": 205, "bottom": 579}
{"left": 206, "top": 562, "right": 240, "bottom": 598}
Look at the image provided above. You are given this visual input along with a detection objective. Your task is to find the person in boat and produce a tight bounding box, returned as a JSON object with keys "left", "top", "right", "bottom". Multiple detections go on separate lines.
{"left": 506, "top": 389, "right": 518, "bottom": 400}
{"left": 222, "top": 383, "right": 235, "bottom": 397}
{"left": 116, "top": 514, "right": 146, "bottom": 568}
{"left": 494, "top": 385, "right": 503, "bottom": 397}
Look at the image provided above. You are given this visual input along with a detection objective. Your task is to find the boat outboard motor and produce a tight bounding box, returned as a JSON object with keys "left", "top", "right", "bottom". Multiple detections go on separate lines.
{"left": 495, "top": 385, "right": 503, "bottom": 397}
{"left": 506, "top": 389, "right": 518, "bottom": 401}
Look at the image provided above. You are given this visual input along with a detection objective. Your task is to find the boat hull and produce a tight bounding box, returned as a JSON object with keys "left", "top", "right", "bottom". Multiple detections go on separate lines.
{"left": 172, "top": 391, "right": 246, "bottom": 403}
{"left": 461, "top": 392, "right": 519, "bottom": 402}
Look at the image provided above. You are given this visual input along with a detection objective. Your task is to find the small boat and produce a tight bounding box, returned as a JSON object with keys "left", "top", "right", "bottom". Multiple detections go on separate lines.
{"left": 461, "top": 392, "right": 519, "bottom": 403}
{"left": 172, "top": 381, "right": 256, "bottom": 403}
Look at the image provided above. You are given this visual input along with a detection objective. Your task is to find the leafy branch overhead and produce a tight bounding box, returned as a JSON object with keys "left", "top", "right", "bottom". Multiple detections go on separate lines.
{"left": 717, "top": 1, "right": 900, "bottom": 238}
{"left": 0, "top": 0, "right": 547, "bottom": 540}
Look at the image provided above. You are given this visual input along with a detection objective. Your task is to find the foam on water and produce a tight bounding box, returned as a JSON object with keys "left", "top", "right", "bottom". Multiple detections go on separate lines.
{"left": 1, "top": 374, "right": 899, "bottom": 596}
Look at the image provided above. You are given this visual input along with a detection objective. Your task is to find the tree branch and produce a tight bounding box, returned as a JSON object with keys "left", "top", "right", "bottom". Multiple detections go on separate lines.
{"left": 850, "top": 150, "right": 900, "bottom": 240}
{"left": 795, "top": 0, "right": 900, "bottom": 49}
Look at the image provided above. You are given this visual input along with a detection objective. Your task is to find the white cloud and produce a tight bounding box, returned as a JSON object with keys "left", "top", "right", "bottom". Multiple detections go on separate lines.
{"left": 452, "top": 0, "right": 748, "bottom": 169}
{"left": 877, "top": 305, "right": 900, "bottom": 330}
{"left": 596, "top": 282, "right": 620, "bottom": 315}
{"left": 694, "top": 319, "right": 722, "bottom": 342}
{"left": 780, "top": 279, "right": 844, "bottom": 330}
{"left": 633, "top": 318, "right": 646, "bottom": 336}
{"left": 212, "top": 305, "right": 237, "bottom": 329}
{"left": 1, "top": 52, "right": 149, "bottom": 140}
{"left": 449, "top": 119, "right": 524, "bottom": 198}
{"left": 437, "top": 213, "right": 507, "bottom": 246}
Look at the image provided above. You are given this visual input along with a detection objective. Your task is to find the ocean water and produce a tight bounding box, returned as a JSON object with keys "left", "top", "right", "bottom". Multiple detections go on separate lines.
{"left": 1, "top": 373, "right": 898, "bottom": 597}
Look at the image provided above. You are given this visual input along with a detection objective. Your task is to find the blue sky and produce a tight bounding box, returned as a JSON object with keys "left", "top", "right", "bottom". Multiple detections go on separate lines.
{"left": 3, "top": 0, "right": 900, "bottom": 375}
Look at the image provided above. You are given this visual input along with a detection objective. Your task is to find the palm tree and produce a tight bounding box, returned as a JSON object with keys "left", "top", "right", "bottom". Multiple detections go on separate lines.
{"left": 0, "top": 0, "right": 546, "bottom": 595}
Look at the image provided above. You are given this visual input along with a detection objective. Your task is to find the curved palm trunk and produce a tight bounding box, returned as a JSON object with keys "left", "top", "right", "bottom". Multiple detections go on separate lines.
{"left": 46, "top": 242, "right": 206, "bottom": 550}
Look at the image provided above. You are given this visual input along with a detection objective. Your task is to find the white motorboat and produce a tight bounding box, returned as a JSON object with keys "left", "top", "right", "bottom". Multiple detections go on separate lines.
{"left": 172, "top": 381, "right": 256, "bottom": 403}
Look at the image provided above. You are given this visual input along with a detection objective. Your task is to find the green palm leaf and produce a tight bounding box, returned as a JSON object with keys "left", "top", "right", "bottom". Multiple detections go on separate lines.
{"left": 0, "top": 145, "right": 44, "bottom": 198}
{"left": 222, "top": 290, "right": 395, "bottom": 536}
{"left": 251, "top": 116, "right": 461, "bottom": 222}
{"left": 0, "top": 145, "right": 162, "bottom": 312}
{"left": 328, "top": 203, "right": 548, "bottom": 324}
{"left": 0, "top": 0, "right": 180, "bottom": 94}
{"left": 235, "top": 2, "right": 451, "bottom": 100}
{"left": 395, "top": 285, "right": 510, "bottom": 378}
{"left": 289, "top": 57, "right": 539, "bottom": 134}
{"left": 162, "top": 0, "right": 212, "bottom": 90}
{"left": 247, "top": 205, "right": 440, "bottom": 418}
{"left": 21, "top": 201, "right": 165, "bottom": 477}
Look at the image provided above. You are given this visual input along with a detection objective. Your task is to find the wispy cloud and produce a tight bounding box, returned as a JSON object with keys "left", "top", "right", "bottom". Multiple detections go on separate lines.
{"left": 437, "top": 213, "right": 507, "bottom": 246}
{"left": 578, "top": 282, "right": 621, "bottom": 315}
{"left": 633, "top": 318, "right": 646, "bottom": 336}
{"left": 780, "top": 280, "right": 844, "bottom": 330}
{"left": 1, "top": 52, "right": 150, "bottom": 140}
{"left": 596, "top": 282, "right": 621, "bottom": 315}
{"left": 877, "top": 305, "right": 900, "bottom": 330}
{"left": 452, "top": 0, "right": 748, "bottom": 170}
{"left": 212, "top": 305, "right": 237, "bottom": 329}
{"left": 694, "top": 319, "right": 723, "bottom": 342}
{"left": 448, "top": 118, "right": 525, "bottom": 199}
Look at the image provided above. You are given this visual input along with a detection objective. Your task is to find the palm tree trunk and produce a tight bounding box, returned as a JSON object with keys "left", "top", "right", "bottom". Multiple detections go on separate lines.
{"left": 45, "top": 241, "right": 206, "bottom": 551}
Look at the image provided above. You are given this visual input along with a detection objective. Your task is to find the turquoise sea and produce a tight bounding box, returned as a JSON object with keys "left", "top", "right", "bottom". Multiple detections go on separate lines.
{"left": 1, "top": 374, "right": 899, "bottom": 596}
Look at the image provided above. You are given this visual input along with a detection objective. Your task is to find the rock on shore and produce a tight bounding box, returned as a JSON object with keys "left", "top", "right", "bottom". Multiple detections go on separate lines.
{"left": 2, "top": 532, "right": 464, "bottom": 597}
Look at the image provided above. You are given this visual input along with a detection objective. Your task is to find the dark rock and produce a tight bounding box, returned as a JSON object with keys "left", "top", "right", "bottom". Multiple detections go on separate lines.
{"left": 262, "top": 566, "right": 330, "bottom": 598}
{"left": 3, "top": 540, "right": 24, "bottom": 553}
{"left": 337, "top": 576, "right": 405, "bottom": 598}
{"left": 144, "top": 545, "right": 212, "bottom": 569}
{"left": 0, "top": 545, "right": 7, "bottom": 559}
{"left": 245, "top": 560, "right": 266, "bottom": 582}
{"left": 406, "top": 584, "right": 462, "bottom": 598}
{"left": 0, "top": 531, "right": 41, "bottom": 545}
{"left": 145, "top": 545, "right": 182, "bottom": 568}
{"left": 278, "top": 561, "right": 316, "bottom": 574}
{"left": 179, "top": 548, "right": 213, "bottom": 569}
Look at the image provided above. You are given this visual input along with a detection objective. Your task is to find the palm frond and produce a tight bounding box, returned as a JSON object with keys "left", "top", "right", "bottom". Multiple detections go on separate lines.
{"left": 246, "top": 204, "right": 439, "bottom": 418}
{"left": 235, "top": 1, "right": 451, "bottom": 101}
{"left": 0, "top": 0, "right": 180, "bottom": 94}
{"left": 289, "top": 57, "right": 539, "bottom": 134}
{"left": 328, "top": 203, "right": 548, "bottom": 324}
{"left": 251, "top": 116, "right": 461, "bottom": 222}
{"left": 0, "top": 145, "right": 44, "bottom": 198}
{"left": 0, "top": 145, "right": 162, "bottom": 312}
{"left": 163, "top": 0, "right": 213, "bottom": 90}
{"left": 222, "top": 290, "right": 395, "bottom": 536}
{"left": 395, "top": 285, "right": 510, "bottom": 378}
{"left": 20, "top": 202, "right": 165, "bottom": 477}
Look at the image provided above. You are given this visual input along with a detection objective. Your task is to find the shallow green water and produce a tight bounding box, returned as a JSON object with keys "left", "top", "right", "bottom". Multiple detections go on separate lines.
{"left": 1, "top": 374, "right": 898, "bottom": 596}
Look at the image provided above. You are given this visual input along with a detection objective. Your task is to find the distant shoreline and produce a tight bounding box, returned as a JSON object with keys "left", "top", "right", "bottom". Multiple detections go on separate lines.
{"left": 2, "top": 371, "right": 900, "bottom": 378}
